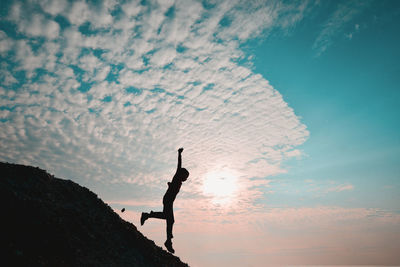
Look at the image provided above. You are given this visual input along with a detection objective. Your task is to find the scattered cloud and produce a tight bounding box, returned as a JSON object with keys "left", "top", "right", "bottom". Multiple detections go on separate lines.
{"left": 345, "top": 23, "right": 361, "bottom": 39}
{"left": 327, "top": 183, "right": 354, "bottom": 192}
{"left": 0, "top": 31, "right": 14, "bottom": 53}
{"left": 313, "top": 0, "right": 372, "bottom": 56}
{"left": 306, "top": 179, "right": 355, "bottom": 195}
{"left": 0, "top": 0, "right": 310, "bottom": 210}
{"left": 0, "top": 63, "right": 18, "bottom": 86}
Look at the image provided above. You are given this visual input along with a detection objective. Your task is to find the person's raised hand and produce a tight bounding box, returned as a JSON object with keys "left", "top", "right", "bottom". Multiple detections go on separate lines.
{"left": 178, "top": 148, "right": 184, "bottom": 153}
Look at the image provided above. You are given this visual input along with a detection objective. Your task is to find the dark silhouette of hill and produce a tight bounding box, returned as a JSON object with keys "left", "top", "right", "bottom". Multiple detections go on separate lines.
{"left": 0, "top": 162, "right": 189, "bottom": 267}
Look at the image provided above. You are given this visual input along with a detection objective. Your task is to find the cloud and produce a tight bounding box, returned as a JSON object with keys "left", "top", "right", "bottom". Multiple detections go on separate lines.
{"left": 327, "top": 183, "right": 354, "bottom": 192}
{"left": 8, "top": 4, "right": 60, "bottom": 39}
{"left": 305, "top": 179, "right": 355, "bottom": 195}
{"left": 312, "top": 0, "right": 372, "bottom": 56}
{"left": 0, "top": 31, "right": 14, "bottom": 53}
{"left": 345, "top": 23, "right": 361, "bottom": 39}
{"left": 149, "top": 47, "right": 177, "bottom": 67}
{"left": 0, "top": 0, "right": 310, "bottom": 210}
{"left": 38, "top": 0, "right": 68, "bottom": 16}
{"left": 0, "top": 62, "right": 18, "bottom": 86}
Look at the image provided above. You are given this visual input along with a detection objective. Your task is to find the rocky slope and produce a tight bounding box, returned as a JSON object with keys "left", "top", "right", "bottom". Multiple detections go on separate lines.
{"left": 0, "top": 162, "right": 189, "bottom": 267}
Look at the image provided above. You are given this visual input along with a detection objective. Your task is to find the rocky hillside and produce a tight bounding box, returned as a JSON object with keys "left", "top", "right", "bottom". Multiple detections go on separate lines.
{"left": 0, "top": 162, "right": 189, "bottom": 267}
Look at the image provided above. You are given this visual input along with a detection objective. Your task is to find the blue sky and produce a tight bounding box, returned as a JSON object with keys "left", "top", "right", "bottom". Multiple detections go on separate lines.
{"left": 1, "top": 0, "right": 400, "bottom": 266}
{"left": 254, "top": 0, "right": 400, "bottom": 211}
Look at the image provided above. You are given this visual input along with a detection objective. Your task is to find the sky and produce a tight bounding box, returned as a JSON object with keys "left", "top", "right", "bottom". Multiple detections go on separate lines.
{"left": 1, "top": 0, "right": 399, "bottom": 266}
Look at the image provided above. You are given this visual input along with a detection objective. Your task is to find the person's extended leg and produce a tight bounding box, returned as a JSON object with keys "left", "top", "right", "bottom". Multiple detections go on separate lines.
{"left": 163, "top": 204, "right": 175, "bottom": 253}
{"left": 164, "top": 220, "right": 175, "bottom": 253}
{"left": 166, "top": 216, "right": 174, "bottom": 239}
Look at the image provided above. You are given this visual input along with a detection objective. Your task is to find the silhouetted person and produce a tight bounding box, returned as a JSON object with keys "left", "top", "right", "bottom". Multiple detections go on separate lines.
{"left": 140, "top": 148, "right": 189, "bottom": 253}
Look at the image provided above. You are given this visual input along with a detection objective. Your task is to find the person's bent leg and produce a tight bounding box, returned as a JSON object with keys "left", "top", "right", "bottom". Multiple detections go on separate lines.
{"left": 148, "top": 211, "right": 166, "bottom": 219}
{"left": 141, "top": 211, "right": 166, "bottom": 225}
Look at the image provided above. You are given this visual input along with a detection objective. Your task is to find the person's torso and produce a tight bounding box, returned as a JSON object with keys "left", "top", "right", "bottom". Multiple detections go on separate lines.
{"left": 164, "top": 176, "right": 182, "bottom": 202}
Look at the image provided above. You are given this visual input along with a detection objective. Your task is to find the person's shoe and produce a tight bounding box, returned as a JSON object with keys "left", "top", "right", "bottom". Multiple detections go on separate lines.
{"left": 140, "top": 212, "right": 148, "bottom": 226}
{"left": 164, "top": 239, "right": 175, "bottom": 254}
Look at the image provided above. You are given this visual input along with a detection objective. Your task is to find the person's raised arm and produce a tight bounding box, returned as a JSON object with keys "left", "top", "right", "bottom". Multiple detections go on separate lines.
{"left": 177, "top": 147, "right": 183, "bottom": 171}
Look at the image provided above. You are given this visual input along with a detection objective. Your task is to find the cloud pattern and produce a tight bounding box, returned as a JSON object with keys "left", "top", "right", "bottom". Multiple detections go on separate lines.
{"left": 0, "top": 0, "right": 309, "bottom": 206}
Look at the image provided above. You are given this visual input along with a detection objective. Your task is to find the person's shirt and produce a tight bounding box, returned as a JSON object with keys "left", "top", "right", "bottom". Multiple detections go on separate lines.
{"left": 164, "top": 172, "right": 182, "bottom": 202}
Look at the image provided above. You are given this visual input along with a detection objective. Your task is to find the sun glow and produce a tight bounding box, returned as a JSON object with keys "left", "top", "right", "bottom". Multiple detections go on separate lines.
{"left": 202, "top": 170, "right": 239, "bottom": 205}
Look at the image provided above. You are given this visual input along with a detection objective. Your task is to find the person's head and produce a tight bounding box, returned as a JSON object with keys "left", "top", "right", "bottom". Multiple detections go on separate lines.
{"left": 179, "top": 168, "right": 189, "bottom": 182}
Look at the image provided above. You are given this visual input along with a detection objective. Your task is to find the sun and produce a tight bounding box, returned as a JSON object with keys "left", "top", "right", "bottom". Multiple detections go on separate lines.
{"left": 202, "top": 170, "right": 238, "bottom": 205}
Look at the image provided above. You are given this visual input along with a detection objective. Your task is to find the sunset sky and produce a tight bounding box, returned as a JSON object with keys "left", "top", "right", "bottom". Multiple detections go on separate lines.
{"left": 1, "top": 0, "right": 399, "bottom": 266}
